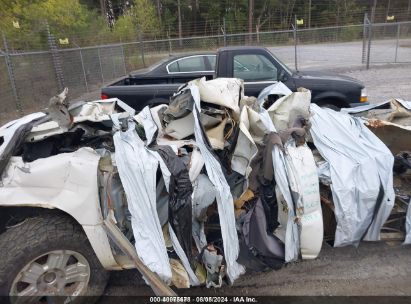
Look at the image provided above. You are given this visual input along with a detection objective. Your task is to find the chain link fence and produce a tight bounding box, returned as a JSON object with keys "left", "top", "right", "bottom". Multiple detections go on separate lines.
{"left": 1, "top": 20, "right": 411, "bottom": 124}
{"left": 367, "top": 21, "right": 411, "bottom": 64}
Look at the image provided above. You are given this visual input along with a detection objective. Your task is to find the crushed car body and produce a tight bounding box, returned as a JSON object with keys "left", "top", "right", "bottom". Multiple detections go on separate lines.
{"left": 0, "top": 79, "right": 409, "bottom": 294}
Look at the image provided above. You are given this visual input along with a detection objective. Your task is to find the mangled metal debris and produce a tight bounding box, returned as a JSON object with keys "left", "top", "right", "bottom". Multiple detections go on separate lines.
{"left": 0, "top": 78, "right": 410, "bottom": 295}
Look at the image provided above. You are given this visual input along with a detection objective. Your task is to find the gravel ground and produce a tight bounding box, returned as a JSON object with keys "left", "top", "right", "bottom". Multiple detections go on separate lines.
{"left": 102, "top": 241, "right": 411, "bottom": 297}
{"left": 342, "top": 64, "right": 411, "bottom": 103}
{"left": 96, "top": 63, "right": 411, "bottom": 298}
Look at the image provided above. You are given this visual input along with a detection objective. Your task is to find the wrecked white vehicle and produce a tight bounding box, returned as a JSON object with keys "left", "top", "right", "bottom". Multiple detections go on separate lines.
{"left": 0, "top": 79, "right": 408, "bottom": 302}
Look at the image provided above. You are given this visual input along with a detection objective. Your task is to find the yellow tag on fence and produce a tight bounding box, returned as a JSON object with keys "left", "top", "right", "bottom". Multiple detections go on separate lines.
{"left": 59, "top": 38, "right": 69, "bottom": 45}
{"left": 386, "top": 15, "right": 395, "bottom": 21}
{"left": 297, "top": 19, "right": 304, "bottom": 25}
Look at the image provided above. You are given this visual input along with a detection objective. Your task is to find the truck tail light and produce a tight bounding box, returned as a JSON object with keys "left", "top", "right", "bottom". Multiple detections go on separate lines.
{"left": 101, "top": 94, "right": 108, "bottom": 100}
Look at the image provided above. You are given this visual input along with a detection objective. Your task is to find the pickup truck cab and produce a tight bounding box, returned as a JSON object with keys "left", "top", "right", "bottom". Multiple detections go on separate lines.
{"left": 101, "top": 46, "right": 368, "bottom": 110}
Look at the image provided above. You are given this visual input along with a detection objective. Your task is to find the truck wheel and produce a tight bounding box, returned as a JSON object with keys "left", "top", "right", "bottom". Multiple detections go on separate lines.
{"left": 320, "top": 104, "right": 340, "bottom": 111}
{"left": 0, "top": 213, "right": 109, "bottom": 302}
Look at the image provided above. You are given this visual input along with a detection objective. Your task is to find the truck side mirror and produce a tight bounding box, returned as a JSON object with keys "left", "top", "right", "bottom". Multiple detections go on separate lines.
{"left": 278, "top": 69, "right": 287, "bottom": 82}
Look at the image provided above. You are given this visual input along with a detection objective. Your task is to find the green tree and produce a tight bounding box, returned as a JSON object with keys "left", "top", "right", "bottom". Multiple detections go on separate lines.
{"left": 113, "top": 0, "right": 161, "bottom": 39}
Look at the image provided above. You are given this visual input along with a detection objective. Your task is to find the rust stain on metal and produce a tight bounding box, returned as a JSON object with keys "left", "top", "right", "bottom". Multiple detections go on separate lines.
{"left": 366, "top": 119, "right": 387, "bottom": 128}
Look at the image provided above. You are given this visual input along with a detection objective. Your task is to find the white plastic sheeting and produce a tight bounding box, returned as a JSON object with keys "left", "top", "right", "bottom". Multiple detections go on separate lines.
{"left": 112, "top": 118, "right": 172, "bottom": 283}
{"left": 257, "top": 82, "right": 292, "bottom": 106}
{"left": 284, "top": 141, "right": 323, "bottom": 259}
{"left": 310, "top": 104, "right": 395, "bottom": 246}
{"left": 272, "top": 145, "right": 300, "bottom": 262}
{"left": 258, "top": 109, "right": 300, "bottom": 263}
{"left": 267, "top": 88, "right": 311, "bottom": 131}
{"left": 404, "top": 199, "right": 411, "bottom": 245}
{"left": 137, "top": 106, "right": 158, "bottom": 145}
{"left": 342, "top": 98, "right": 411, "bottom": 114}
{"left": 188, "top": 84, "right": 245, "bottom": 283}
{"left": 195, "top": 77, "right": 243, "bottom": 115}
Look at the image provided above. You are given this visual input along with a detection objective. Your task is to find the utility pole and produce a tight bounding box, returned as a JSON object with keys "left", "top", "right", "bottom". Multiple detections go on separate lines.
{"left": 408, "top": 0, "right": 411, "bottom": 16}
{"left": 178, "top": 0, "right": 182, "bottom": 47}
{"left": 308, "top": 0, "right": 311, "bottom": 28}
{"left": 248, "top": 0, "right": 254, "bottom": 44}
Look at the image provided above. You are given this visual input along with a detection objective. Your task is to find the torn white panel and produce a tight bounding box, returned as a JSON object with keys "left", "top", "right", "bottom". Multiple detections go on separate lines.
{"left": 231, "top": 107, "right": 258, "bottom": 177}
{"left": 272, "top": 146, "right": 300, "bottom": 262}
{"left": 164, "top": 112, "right": 222, "bottom": 140}
{"left": 147, "top": 104, "right": 168, "bottom": 138}
{"left": 192, "top": 174, "right": 216, "bottom": 252}
{"left": 27, "top": 121, "right": 64, "bottom": 142}
{"left": 138, "top": 106, "right": 158, "bottom": 145}
{"left": 0, "top": 148, "right": 102, "bottom": 226}
{"left": 309, "top": 104, "right": 395, "bottom": 247}
{"left": 257, "top": 108, "right": 300, "bottom": 262}
{"left": 70, "top": 99, "right": 135, "bottom": 123}
{"left": 267, "top": 89, "right": 311, "bottom": 131}
{"left": 112, "top": 119, "right": 172, "bottom": 283}
{"left": 189, "top": 148, "right": 205, "bottom": 183}
{"left": 194, "top": 77, "right": 242, "bottom": 115}
{"left": 342, "top": 98, "right": 411, "bottom": 114}
{"left": 404, "top": 199, "right": 411, "bottom": 245}
{"left": 232, "top": 106, "right": 270, "bottom": 177}
{"left": 341, "top": 100, "right": 391, "bottom": 114}
{"left": 0, "top": 112, "right": 46, "bottom": 155}
{"left": 188, "top": 84, "right": 245, "bottom": 284}
{"left": 396, "top": 99, "right": 411, "bottom": 110}
{"left": 284, "top": 141, "right": 323, "bottom": 259}
{"left": 257, "top": 82, "right": 292, "bottom": 106}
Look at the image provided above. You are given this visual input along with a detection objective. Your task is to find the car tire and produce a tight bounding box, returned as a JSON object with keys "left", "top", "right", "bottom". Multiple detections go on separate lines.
{"left": 0, "top": 212, "right": 109, "bottom": 303}
{"left": 319, "top": 103, "right": 340, "bottom": 111}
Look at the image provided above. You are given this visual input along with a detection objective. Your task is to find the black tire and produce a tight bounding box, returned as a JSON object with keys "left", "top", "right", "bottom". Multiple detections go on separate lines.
{"left": 320, "top": 103, "right": 340, "bottom": 111}
{"left": 0, "top": 213, "right": 109, "bottom": 302}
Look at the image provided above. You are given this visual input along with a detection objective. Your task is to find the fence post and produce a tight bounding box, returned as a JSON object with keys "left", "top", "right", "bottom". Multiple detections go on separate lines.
{"left": 366, "top": 0, "right": 377, "bottom": 70}
{"left": 362, "top": 13, "right": 368, "bottom": 63}
{"left": 167, "top": 27, "right": 172, "bottom": 55}
{"left": 2, "top": 33, "right": 22, "bottom": 113}
{"left": 97, "top": 48, "right": 105, "bottom": 83}
{"left": 137, "top": 26, "right": 146, "bottom": 67}
{"left": 46, "top": 23, "right": 65, "bottom": 92}
{"left": 293, "top": 15, "right": 298, "bottom": 71}
{"left": 77, "top": 46, "right": 89, "bottom": 92}
{"left": 121, "top": 44, "right": 127, "bottom": 75}
{"left": 366, "top": 22, "right": 373, "bottom": 69}
{"left": 223, "top": 17, "right": 227, "bottom": 47}
{"left": 395, "top": 23, "right": 400, "bottom": 63}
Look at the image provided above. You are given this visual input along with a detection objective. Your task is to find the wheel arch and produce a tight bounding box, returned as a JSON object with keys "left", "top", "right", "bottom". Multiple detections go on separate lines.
{"left": 313, "top": 92, "right": 350, "bottom": 109}
{"left": 0, "top": 206, "right": 120, "bottom": 270}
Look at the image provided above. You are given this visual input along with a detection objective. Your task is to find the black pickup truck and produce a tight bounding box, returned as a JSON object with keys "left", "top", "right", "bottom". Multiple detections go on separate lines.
{"left": 101, "top": 46, "right": 368, "bottom": 110}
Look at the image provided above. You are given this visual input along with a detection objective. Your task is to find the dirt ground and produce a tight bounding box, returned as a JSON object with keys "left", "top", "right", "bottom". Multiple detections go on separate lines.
{"left": 96, "top": 63, "right": 411, "bottom": 298}
{"left": 102, "top": 241, "right": 411, "bottom": 297}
